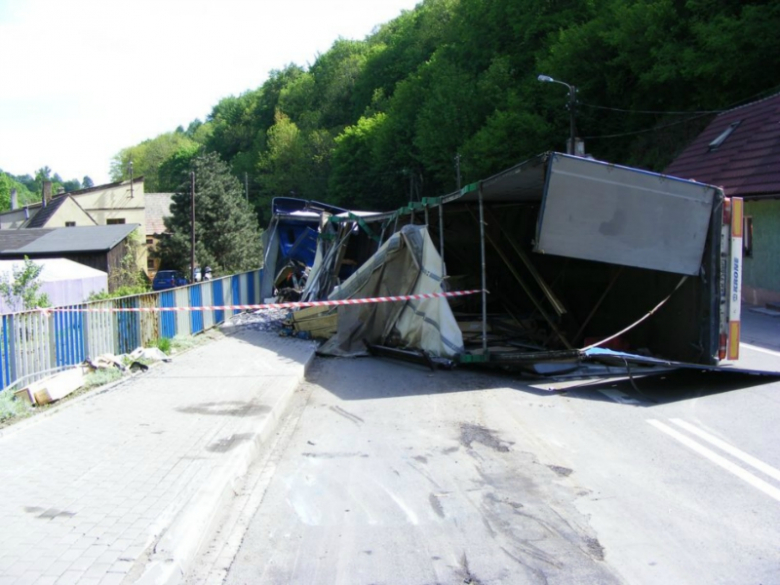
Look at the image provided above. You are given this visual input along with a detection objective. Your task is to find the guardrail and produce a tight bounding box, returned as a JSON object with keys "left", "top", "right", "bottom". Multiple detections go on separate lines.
{"left": 0, "top": 269, "right": 262, "bottom": 392}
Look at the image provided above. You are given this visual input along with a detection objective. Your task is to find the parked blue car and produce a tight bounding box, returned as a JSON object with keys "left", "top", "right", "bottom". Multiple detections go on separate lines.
{"left": 152, "top": 270, "right": 188, "bottom": 291}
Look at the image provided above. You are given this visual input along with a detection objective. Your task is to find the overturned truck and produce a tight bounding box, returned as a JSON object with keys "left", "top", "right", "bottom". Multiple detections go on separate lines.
{"left": 261, "top": 152, "right": 744, "bottom": 375}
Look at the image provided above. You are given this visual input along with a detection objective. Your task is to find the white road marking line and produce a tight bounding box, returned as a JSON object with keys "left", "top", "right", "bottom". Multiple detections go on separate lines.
{"left": 740, "top": 343, "right": 780, "bottom": 357}
{"left": 670, "top": 419, "right": 780, "bottom": 483}
{"left": 597, "top": 389, "right": 641, "bottom": 405}
{"left": 647, "top": 419, "right": 780, "bottom": 503}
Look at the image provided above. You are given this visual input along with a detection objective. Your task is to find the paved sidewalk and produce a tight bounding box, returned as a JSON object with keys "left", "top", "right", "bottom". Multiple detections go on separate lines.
{"left": 0, "top": 327, "right": 316, "bottom": 585}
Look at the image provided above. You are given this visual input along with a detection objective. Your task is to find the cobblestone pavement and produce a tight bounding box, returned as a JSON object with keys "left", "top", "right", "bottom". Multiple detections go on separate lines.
{"left": 0, "top": 323, "right": 316, "bottom": 585}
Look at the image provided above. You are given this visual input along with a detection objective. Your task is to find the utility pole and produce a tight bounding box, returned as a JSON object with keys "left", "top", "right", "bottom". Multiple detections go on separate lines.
{"left": 537, "top": 75, "right": 578, "bottom": 155}
{"left": 568, "top": 84, "right": 577, "bottom": 155}
{"left": 190, "top": 171, "right": 196, "bottom": 282}
{"left": 454, "top": 153, "right": 462, "bottom": 190}
{"left": 128, "top": 161, "right": 134, "bottom": 198}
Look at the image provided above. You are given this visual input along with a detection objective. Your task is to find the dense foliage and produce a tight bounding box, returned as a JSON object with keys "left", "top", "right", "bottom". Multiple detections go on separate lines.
{"left": 155, "top": 153, "right": 263, "bottom": 274}
{"left": 112, "top": 0, "right": 780, "bottom": 217}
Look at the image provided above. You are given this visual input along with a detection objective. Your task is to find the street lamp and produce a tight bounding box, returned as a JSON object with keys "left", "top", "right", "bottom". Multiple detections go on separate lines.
{"left": 538, "top": 74, "right": 577, "bottom": 155}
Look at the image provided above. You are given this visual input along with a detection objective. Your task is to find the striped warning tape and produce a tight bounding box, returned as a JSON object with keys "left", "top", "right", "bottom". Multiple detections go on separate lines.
{"left": 39, "top": 289, "right": 483, "bottom": 313}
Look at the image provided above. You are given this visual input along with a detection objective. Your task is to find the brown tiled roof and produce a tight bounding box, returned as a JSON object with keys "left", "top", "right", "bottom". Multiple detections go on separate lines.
{"left": 145, "top": 193, "right": 173, "bottom": 235}
{"left": 664, "top": 93, "right": 780, "bottom": 199}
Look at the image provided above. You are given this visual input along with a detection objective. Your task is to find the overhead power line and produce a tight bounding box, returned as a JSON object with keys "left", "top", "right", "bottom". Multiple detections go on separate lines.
{"left": 578, "top": 84, "right": 780, "bottom": 139}
{"left": 579, "top": 102, "right": 725, "bottom": 115}
{"left": 582, "top": 112, "right": 714, "bottom": 140}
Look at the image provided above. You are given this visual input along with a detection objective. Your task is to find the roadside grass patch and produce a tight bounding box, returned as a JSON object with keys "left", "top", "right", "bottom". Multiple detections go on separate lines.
{"left": 171, "top": 334, "right": 204, "bottom": 353}
{"left": 83, "top": 368, "right": 124, "bottom": 389}
{"left": 154, "top": 337, "right": 172, "bottom": 354}
{"left": 0, "top": 388, "right": 32, "bottom": 424}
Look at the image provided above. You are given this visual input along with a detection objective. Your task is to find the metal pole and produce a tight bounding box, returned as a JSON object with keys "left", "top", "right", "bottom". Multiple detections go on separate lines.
{"left": 455, "top": 153, "right": 461, "bottom": 190}
{"left": 569, "top": 85, "right": 576, "bottom": 155}
{"left": 438, "top": 201, "right": 446, "bottom": 284}
{"left": 190, "top": 171, "right": 196, "bottom": 282}
{"left": 478, "top": 186, "right": 488, "bottom": 355}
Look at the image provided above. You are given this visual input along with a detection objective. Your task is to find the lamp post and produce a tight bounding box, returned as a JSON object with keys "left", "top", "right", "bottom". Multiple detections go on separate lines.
{"left": 538, "top": 74, "right": 577, "bottom": 155}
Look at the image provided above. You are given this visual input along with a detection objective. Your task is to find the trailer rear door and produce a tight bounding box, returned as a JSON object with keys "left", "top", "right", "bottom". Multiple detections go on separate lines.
{"left": 534, "top": 154, "right": 718, "bottom": 275}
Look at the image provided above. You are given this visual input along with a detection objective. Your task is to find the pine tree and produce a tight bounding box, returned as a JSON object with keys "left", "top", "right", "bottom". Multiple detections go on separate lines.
{"left": 156, "top": 153, "right": 263, "bottom": 276}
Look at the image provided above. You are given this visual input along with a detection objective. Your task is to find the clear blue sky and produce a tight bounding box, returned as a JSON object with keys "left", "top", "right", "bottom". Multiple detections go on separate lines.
{"left": 0, "top": 0, "right": 420, "bottom": 185}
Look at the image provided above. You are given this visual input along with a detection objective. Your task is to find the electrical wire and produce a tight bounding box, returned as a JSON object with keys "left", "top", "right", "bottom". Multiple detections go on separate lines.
{"left": 579, "top": 102, "right": 725, "bottom": 115}
{"left": 582, "top": 112, "right": 714, "bottom": 140}
{"left": 579, "top": 84, "right": 780, "bottom": 139}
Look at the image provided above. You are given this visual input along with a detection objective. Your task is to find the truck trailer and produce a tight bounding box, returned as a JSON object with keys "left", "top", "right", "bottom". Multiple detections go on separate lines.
{"left": 261, "top": 153, "right": 746, "bottom": 375}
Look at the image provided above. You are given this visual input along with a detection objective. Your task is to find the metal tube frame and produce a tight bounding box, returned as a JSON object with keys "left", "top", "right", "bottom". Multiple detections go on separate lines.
{"left": 478, "top": 186, "right": 488, "bottom": 355}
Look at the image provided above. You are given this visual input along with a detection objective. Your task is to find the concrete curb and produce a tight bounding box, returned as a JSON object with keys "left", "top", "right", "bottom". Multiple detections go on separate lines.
{"left": 136, "top": 344, "right": 317, "bottom": 585}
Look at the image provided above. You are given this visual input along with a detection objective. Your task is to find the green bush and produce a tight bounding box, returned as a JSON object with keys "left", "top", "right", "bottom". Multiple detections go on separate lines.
{"left": 154, "top": 337, "right": 172, "bottom": 354}
{"left": 87, "top": 285, "right": 150, "bottom": 301}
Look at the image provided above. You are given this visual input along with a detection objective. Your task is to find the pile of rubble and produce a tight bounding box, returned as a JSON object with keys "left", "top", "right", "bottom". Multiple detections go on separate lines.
{"left": 221, "top": 308, "right": 289, "bottom": 333}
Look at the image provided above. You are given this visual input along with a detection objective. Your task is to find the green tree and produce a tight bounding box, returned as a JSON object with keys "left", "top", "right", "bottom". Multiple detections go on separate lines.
{"left": 111, "top": 132, "right": 199, "bottom": 191}
{"left": 329, "top": 113, "right": 394, "bottom": 209}
{"left": 0, "top": 174, "right": 9, "bottom": 210}
{"left": 156, "top": 153, "right": 263, "bottom": 275}
{"left": 0, "top": 171, "right": 38, "bottom": 210}
{"left": 0, "top": 257, "right": 51, "bottom": 312}
{"left": 255, "top": 111, "right": 333, "bottom": 220}
{"left": 61, "top": 178, "right": 82, "bottom": 192}
{"left": 157, "top": 143, "right": 202, "bottom": 192}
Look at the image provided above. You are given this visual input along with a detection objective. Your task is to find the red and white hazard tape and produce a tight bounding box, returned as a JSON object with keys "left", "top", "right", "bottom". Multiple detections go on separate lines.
{"left": 41, "top": 289, "right": 483, "bottom": 313}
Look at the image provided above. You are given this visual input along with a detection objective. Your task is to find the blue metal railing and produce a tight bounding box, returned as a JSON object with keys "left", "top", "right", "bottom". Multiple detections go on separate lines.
{"left": 0, "top": 269, "right": 262, "bottom": 392}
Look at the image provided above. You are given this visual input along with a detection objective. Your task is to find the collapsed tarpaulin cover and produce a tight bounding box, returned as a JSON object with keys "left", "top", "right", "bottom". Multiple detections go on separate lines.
{"left": 318, "top": 225, "right": 464, "bottom": 358}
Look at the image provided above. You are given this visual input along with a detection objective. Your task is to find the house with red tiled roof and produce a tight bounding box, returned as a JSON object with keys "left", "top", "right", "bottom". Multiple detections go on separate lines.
{"left": 665, "top": 92, "right": 780, "bottom": 306}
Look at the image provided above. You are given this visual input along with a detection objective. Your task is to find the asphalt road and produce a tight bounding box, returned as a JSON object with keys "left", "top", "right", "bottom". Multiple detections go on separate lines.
{"left": 193, "top": 334, "right": 780, "bottom": 585}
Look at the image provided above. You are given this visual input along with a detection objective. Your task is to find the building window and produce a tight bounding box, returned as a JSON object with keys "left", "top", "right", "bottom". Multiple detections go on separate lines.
{"left": 147, "top": 258, "right": 156, "bottom": 270}
{"left": 146, "top": 238, "right": 154, "bottom": 246}
{"left": 65, "top": 221, "right": 76, "bottom": 227}
{"left": 107, "top": 218, "right": 126, "bottom": 225}
{"left": 708, "top": 121, "right": 741, "bottom": 152}
{"left": 744, "top": 216, "right": 753, "bottom": 258}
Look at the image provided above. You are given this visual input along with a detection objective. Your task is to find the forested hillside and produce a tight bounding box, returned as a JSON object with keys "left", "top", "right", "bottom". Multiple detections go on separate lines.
{"left": 111, "top": 0, "right": 780, "bottom": 220}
